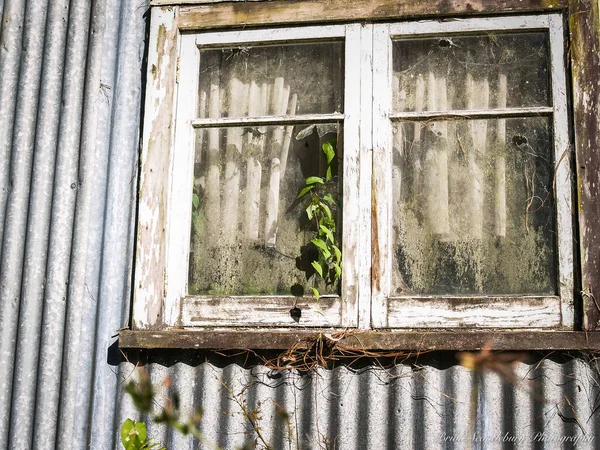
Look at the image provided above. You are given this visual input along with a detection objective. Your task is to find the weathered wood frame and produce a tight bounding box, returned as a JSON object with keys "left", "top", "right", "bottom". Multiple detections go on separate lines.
{"left": 371, "top": 14, "right": 574, "bottom": 329}
{"left": 134, "top": 16, "right": 371, "bottom": 329}
{"left": 127, "top": 0, "right": 600, "bottom": 347}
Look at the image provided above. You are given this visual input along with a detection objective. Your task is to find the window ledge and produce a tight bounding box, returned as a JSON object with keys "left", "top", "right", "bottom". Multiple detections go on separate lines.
{"left": 119, "top": 329, "right": 600, "bottom": 351}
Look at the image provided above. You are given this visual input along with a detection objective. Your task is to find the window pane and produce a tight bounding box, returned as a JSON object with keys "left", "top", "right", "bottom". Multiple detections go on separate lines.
{"left": 198, "top": 42, "right": 344, "bottom": 118}
{"left": 392, "top": 32, "right": 550, "bottom": 112}
{"left": 391, "top": 117, "right": 556, "bottom": 295}
{"left": 189, "top": 123, "right": 341, "bottom": 296}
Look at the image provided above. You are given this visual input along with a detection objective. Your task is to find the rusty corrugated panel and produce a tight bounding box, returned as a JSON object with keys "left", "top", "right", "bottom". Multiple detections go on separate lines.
{"left": 0, "top": 1, "right": 599, "bottom": 449}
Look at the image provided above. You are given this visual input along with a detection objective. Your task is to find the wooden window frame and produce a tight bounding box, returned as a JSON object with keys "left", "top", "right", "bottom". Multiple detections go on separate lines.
{"left": 371, "top": 14, "right": 574, "bottom": 329}
{"left": 123, "top": 0, "right": 600, "bottom": 350}
{"left": 171, "top": 25, "right": 368, "bottom": 329}
{"left": 134, "top": 18, "right": 372, "bottom": 329}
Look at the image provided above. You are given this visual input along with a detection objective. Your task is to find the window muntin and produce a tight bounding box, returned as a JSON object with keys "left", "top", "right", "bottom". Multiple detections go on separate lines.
{"left": 372, "top": 14, "right": 574, "bottom": 328}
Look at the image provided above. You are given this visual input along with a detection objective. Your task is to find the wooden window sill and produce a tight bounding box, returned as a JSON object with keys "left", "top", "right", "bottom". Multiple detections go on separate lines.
{"left": 119, "top": 329, "right": 600, "bottom": 351}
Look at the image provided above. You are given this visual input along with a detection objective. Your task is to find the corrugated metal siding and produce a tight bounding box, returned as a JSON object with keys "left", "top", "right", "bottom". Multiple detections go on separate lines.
{"left": 0, "top": 0, "right": 146, "bottom": 448}
{"left": 0, "top": 1, "right": 599, "bottom": 449}
{"left": 128, "top": 357, "right": 600, "bottom": 450}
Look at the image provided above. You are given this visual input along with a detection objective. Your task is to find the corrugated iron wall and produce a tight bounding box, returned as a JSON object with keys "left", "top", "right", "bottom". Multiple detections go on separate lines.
{"left": 0, "top": 1, "right": 599, "bottom": 449}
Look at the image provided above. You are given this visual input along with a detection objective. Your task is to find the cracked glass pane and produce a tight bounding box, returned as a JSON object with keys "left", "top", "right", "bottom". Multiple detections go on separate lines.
{"left": 392, "top": 32, "right": 550, "bottom": 112}
{"left": 391, "top": 117, "right": 556, "bottom": 295}
{"left": 188, "top": 124, "right": 341, "bottom": 296}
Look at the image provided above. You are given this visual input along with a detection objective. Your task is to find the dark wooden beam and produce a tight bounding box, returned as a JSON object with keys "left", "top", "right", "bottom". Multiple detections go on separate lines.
{"left": 569, "top": 0, "right": 600, "bottom": 330}
{"left": 179, "top": 0, "right": 568, "bottom": 30}
{"left": 120, "top": 330, "right": 600, "bottom": 350}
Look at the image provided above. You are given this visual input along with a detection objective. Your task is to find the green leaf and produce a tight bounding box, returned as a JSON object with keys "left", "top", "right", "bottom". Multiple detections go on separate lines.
{"left": 311, "top": 238, "right": 331, "bottom": 259}
{"left": 311, "top": 261, "right": 323, "bottom": 278}
{"left": 135, "top": 422, "right": 147, "bottom": 443}
{"left": 325, "top": 166, "right": 332, "bottom": 182}
{"left": 121, "top": 419, "right": 147, "bottom": 450}
{"left": 121, "top": 419, "right": 134, "bottom": 447}
{"left": 311, "top": 238, "right": 327, "bottom": 251}
{"left": 322, "top": 141, "right": 335, "bottom": 165}
{"left": 296, "top": 185, "right": 314, "bottom": 199}
{"left": 333, "top": 263, "right": 342, "bottom": 278}
{"left": 319, "top": 203, "right": 332, "bottom": 220}
{"left": 332, "top": 245, "right": 342, "bottom": 261}
{"left": 305, "top": 176, "right": 324, "bottom": 185}
{"left": 192, "top": 193, "right": 200, "bottom": 209}
{"left": 311, "top": 287, "right": 320, "bottom": 300}
{"left": 306, "top": 203, "right": 317, "bottom": 220}
{"left": 319, "top": 225, "right": 335, "bottom": 243}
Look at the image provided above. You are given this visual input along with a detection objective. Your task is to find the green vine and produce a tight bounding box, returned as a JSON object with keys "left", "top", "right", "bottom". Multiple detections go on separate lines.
{"left": 296, "top": 140, "right": 342, "bottom": 300}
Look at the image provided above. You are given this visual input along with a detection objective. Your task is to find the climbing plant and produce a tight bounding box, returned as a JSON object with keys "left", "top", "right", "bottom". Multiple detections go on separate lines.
{"left": 296, "top": 140, "right": 342, "bottom": 299}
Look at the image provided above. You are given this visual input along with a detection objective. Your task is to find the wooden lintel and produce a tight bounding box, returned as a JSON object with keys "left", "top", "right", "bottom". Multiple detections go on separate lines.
{"left": 120, "top": 330, "right": 600, "bottom": 351}
{"left": 177, "top": 0, "right": 568, "bottom": 30}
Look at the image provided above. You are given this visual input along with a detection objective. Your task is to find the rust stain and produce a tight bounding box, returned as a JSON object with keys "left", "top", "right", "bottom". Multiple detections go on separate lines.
{"left": 371, "top": 184, "right": 380, "bottom": 291}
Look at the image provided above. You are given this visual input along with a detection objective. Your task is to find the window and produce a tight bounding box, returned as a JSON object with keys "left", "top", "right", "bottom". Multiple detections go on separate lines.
{"left": 371, "top": 16, "right": 573, "bottom": 329}
{"left": 132, "top": 6, "right": 575, "bottom": 335}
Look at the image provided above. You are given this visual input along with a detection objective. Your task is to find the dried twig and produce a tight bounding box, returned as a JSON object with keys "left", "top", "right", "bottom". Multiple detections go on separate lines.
{"left": 257, "top": 330, "right": 420, "bottom": 372}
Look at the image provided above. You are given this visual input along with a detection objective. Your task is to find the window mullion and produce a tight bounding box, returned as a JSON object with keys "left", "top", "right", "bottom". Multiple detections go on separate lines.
{"left": 341, "top": 24, "right": 363, "bottom": 327}
{"left": 371, "top": 24, "right": 392, "bottom": 328}
{"left": 357, "top": 23, "right": 374, "bottom": 329}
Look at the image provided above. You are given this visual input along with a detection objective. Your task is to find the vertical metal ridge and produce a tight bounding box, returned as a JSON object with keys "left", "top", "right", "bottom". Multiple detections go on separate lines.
{"left": 0, "top": 2, "right": 27, "bottom": 448}
{"left": 54, "top": 1, "right": 109, "bottom": 448}
{"left": 16, "top": 0, "right": 72, "bottom": 437}
{"left": 6, "top": 0, "right": 52, "bottom": 445}
{"left": 0, "top": 0, "right": 44, "bottom": 448}
{"left": 32, "top": 0, "right": 94, "bottom": 446}
{"left": 0, "top": 0, "right": 26, "bottom": 260}
{"left": 0, "top": 1, "right": 5, "bottom": 32}
{"left": 83, "top": 0, "right": 146, "bottom": 447}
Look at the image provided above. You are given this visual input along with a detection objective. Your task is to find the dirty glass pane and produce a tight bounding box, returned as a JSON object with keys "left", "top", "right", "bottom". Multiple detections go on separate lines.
{"left": 391, "top": 117, "right": 556, "bottom": 295}
{"left": 188, "top": 123, "right": 341, "bottom": 296}
{"left": 392, "top": 32, "right": 550, "bottom": 112}
{"left": 197, "top": 42, "right": 344, "bottom": 118}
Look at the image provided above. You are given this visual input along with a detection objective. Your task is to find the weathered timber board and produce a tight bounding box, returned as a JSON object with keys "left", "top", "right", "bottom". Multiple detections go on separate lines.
{"left": 178, "top": 0, "right": 568, "bottom": 30}
{"left": 569, "top": 0, "right": 600, "bottom": 330}
{"left": 120, "top": 330, "right": 600, "bottom": 350}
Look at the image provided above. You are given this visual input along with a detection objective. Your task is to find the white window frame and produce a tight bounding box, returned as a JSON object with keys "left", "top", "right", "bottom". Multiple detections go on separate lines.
{"left": 134, "top": 11, "right": 373, "bottom": 329}
{"left": 133, "top": 10, "right": 573, "bottom": 331}
{"left": 372, "top": 14, "right": 574, "bottom": 329}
